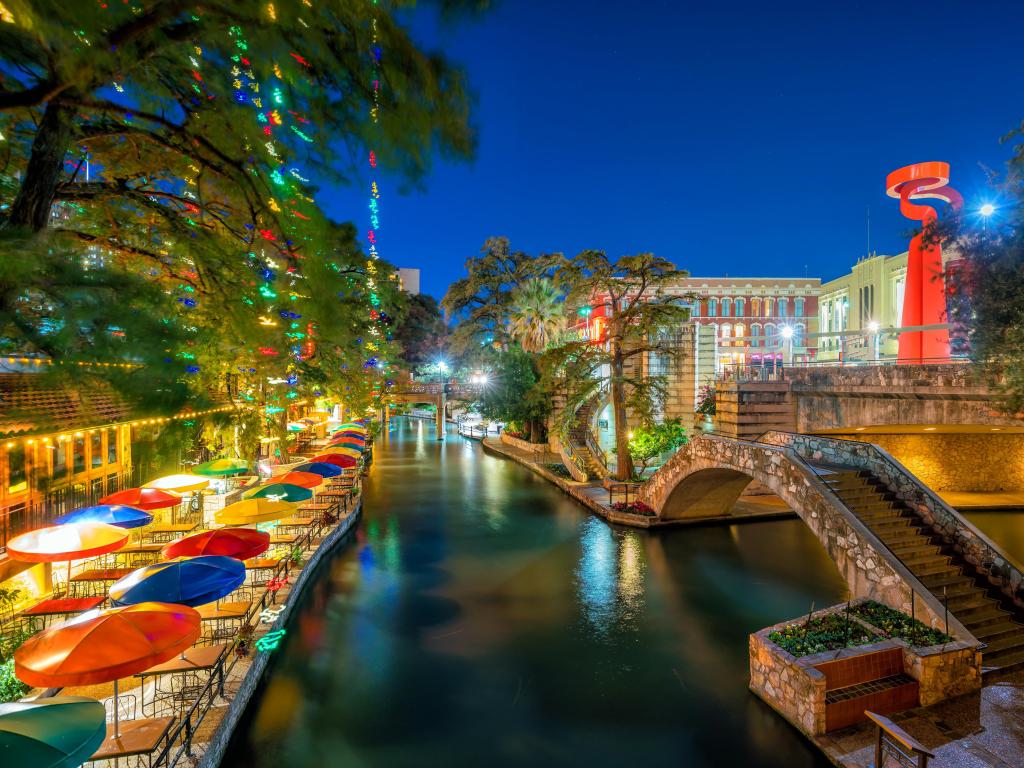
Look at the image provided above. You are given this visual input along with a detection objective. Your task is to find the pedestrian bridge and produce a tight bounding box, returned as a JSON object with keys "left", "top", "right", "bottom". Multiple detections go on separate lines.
{"left": 636, "top": 431, "right": 1024, "bottom": 669}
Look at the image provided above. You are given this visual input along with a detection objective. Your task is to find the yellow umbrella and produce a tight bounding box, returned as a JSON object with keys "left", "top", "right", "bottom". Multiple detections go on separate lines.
{"left": 143, "top": 474, "right": 211, "bottom": 493}
{"left": 215, "top": 498, "right": 295, "bottom": 526}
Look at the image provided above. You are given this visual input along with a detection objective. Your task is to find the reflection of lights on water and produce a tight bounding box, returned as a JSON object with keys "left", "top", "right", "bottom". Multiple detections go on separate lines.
{"left": 575, "top": 517, "right": 617, "bottom": 634}
{"left": 618, "top": 532, "right": 645, "bottom": 607}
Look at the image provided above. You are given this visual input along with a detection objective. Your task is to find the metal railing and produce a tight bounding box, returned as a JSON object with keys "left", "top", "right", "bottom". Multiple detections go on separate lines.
{"left": 867, "top": 711, "right": 935, "bottom": 768}
{"left": 582, "top": 427, "right": 609, "bottom": 474}
{"left": 718, "top": 356, "right": 971, "bottom": 383}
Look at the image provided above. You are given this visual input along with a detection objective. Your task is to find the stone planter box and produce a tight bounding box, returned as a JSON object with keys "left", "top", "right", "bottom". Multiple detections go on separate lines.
{"left": 750, "top": 601, "right": 982, "bottom": 736}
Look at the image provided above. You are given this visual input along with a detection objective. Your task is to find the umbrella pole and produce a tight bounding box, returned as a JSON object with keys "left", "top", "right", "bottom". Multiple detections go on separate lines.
{"left": 113, "top": 677, "right": 120, "bottom": 738}
{"left": 67, "top": 560, "right": 72, "bottom": 598}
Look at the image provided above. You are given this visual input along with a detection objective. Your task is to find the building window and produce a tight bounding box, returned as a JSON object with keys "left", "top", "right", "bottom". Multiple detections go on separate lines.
{"left": 895, "top": 279, "right": 905, "bottom": 327}
{"left": 720, "top": 323, "right": 732, "bottom": 347}
{"left": 691, "top": 300, "right": 700, "bottom": 318}
{"left": 107, "top": 430, "right": 118, "bottom": 465}
{"left": 795, "top": 297, "right": 805, "bottom": 317}
{"left": 721, "top": 297, "right": 731, "bottom": 317}
{"left": 735, "top": 297, "right": 745, "bottom": 317}
{"left": 778, "top": 297, "right": 789, "bottom": 318}
{"left": 751, "top": 324, "right": 762, "bottom": 347}
{"left": 764, "top": 297, "right": 774, "bottom": 317}
{"left": 751, "top": 297, "right": 760, "bottom": 316}
{"left": 54, "top": 439, "right": 68, "bottom": 479}
{"left": 7, "top": 444, "right": 27, "bottom": 495}
{"left": 708, "top": 298, "right": 718, "bottom": 316}
{"left": 73, "top": 437, "right": 85, "bottom": 474}
{"left": 91, "top": 432, "right": 103, "bottom": 469}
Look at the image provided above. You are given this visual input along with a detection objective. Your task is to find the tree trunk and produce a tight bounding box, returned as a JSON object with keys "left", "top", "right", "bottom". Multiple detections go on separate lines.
{"left": 4, "top": 98, "right": 77, "bottom": 232}
{"left": 610, "top": 346, "right": 633, "bottom": 481}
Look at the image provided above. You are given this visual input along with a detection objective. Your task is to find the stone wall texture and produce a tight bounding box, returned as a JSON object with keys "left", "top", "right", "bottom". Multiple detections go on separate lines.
{"left": 765, "top": 431, "right": 1024, "bottom": 615}
{"left": 903, "top": 641, "right": 982, "bottom": 707}
{"left": 838, "top": 432, "right": 1024, "bottom": 493}
{"left": 749, "top": 629, "right": 826, "bottom": 736}
{"left": 639, "top": 434, "right": 958, "bottom": 634}
{"left": 500, "top": 432, "right": 548, "bottom": 458}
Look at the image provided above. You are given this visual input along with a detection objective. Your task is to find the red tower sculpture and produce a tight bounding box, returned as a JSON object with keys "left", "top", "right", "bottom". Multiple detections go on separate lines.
{"left": 886, "top": 162, "right": 962, "bottom": 363}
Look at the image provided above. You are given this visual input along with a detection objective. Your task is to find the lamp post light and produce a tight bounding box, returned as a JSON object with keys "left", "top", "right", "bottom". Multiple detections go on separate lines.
{"left": 780, "top": 325, "right": 794, "bottom": 365}
{"left": 867, "top": 321, "right": 881, "bottom": 361}
{"left": 979, "top": 203, "right": 996, "bottom": 218}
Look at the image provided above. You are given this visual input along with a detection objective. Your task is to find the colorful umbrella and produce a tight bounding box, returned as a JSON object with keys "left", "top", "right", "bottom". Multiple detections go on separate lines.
{"left": 332, "top": 431, "right": 366, "bottom": 440}
{"left": 193, "top": 458, "right": 249, "bottom": 477}
{"left": 109, "top": 556, "right": 245, "bottom": 607}
{"left": 143, "top": 473, "right": 210, "bottom": 493}
{"left": 329, "top": 448, "right": 363, "bottom": 461}
{"left": 14, "top": 602, "right": 201, "bottom": 736}
{"left": 53, "top": 505, "right": 153, "bottom": 529}
{"left": 7, "top": 521, "right": 129, "bottom": 597}
{"left": 328, "top": 438, "right": 364, "bottom": 451}
{"left": 215, "top": 498, "right": 295, "bottom": 526}
{"left": 310, "top": 453, "right": 358, "bottom": 469}
{"left": 99, "top": 487, "right": 180, "bottom": 511}
{"left": 277, "top": 471, "right": 324, "bottom": 489}
{"left": 243, "top": 482, "right": 313, "bottom": 504}
{"left": 332, "top": 424, "right": 366, "bottom": 434}
{"left": 161, "top": 529, "right": 269, "bottom": 561}
{"left": 293, "top": 461, "right": 343, "bottom": 478}
{"left": 286, "top": 422, "right": 306, "bottom": 432}
{"left": 0, "top": 696, "right": 106, "bottom": 768}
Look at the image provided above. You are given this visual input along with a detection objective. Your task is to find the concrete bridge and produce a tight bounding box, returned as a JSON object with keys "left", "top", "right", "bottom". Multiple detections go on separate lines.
{"left": 636, "top": 430, "right": 1024, "bottom": 670}
{"left": 385, "top": 382, "right": 475, "bottom": 438}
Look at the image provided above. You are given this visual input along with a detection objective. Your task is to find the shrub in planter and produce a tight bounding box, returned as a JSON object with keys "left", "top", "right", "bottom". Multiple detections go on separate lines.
{"left": 610, "top": 501, "right": 655, "bottom": 516}
{"left": 543, "top": 463, "right": 574, "bottom": 480}
{"left": 852, "top": 601, "right": 951, "bottom": 646}
{"left": 768, "top": 613, "right": 876, "bottom": 657}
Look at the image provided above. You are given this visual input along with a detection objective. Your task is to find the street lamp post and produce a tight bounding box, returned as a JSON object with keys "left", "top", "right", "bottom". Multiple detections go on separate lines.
{"left": 780, "top": 325, "right": 794, "bottom": 366}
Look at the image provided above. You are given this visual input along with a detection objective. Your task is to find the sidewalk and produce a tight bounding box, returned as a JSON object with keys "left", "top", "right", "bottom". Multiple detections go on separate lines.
{"left": 817, "top": 669, "right": 1024, "bottom": 768}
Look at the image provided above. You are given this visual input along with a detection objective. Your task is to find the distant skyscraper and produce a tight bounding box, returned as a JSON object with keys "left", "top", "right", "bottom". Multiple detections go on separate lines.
{"left": 397, "top": 267, "right": 420, "bottom": 295}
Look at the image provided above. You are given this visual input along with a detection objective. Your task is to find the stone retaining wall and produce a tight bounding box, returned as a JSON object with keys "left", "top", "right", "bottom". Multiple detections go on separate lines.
{"left": 500, "top": 432, "right": 547, "bottom": 457}
{"left": 749, "top": 628, "right": 826, "bottom": 735}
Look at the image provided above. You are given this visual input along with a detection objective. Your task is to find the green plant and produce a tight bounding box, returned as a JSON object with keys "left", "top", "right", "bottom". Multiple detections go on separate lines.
{"left": 851, "top": 601, "right": 952, "bottom": 647}
{"left": 290, "top": 546, "right": 304, "bottom": 566}
{"left": 0, "top": 658, "right": 28, "bottom": 703}
{"left": 695, "top": 385, "right": 716, "bottom": 416}
{"left": 235, "top": 623, "right": 256, "bottom": 658}
{"left": 543, "top": 463, "right": 575, "bottom": 480}
{"left": 768, "top": 613, "right": 876, "bottom": 657}
{"left": 627, "top": 418, "right": 688, "bottom": 476}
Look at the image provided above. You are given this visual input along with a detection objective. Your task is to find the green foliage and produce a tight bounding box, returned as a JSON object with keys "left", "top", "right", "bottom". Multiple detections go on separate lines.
{"left": 628, "top": 418, "right": 687, "bottom": 476}
{"left": 852, "top": 601, "right": 951, "bottom": 647}
{"left": 476, "top": 346, "right": 550, "bottom": 434}
{"left": 394, "top": 293, "right": 449, "bottom": 370}
{"left": 506, "top": 278, "right": 566, "bottom": 353}
{"left": 768, "top": 613, "right": 876, "bottom": 657}
{"left": 0, "top": 658, "right": 27, "bottom": 703}
{"left": 695, "top": 384, "right": 716, "bottom": 416}
{"left": 542, "top": 462, "right": 574, "bottom": 480}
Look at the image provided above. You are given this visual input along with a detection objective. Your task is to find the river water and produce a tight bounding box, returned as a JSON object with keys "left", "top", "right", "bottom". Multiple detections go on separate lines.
{"left": 222, "top": 418, "right": 865, "bottom": 767}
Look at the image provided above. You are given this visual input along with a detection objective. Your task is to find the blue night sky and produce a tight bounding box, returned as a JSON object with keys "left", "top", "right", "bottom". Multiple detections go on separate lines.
{"left": 319, "top": 0, "right": 1024, "bottom": 301}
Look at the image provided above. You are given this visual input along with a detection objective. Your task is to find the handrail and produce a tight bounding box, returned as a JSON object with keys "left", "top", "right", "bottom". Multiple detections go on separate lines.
{"left": 582, "top": 427, "right": 608, "bottom": 473}
{"left": 866, "top": 711, "right": 935, "bottom": 767}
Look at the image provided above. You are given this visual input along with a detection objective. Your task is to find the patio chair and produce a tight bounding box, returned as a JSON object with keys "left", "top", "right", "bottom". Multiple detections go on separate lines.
{"left": 104, "top": 692, "right": 138, "bottom": 724}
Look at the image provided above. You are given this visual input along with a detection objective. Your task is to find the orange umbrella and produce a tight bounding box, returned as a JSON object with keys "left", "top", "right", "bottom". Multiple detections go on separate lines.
{"left": 99, "top": 487, "right": 180, "bottom": 511}
{"left": 7, "top": 522, "right": 129, "bottom": 591}
{"left": 14, "top": 602, "right": 201, "bottom": 737}
{"left": 277, "top": 471, "right": 323, "bottom": 489}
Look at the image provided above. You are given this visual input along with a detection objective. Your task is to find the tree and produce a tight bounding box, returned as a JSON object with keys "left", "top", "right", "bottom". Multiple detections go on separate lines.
{"left": 627, "top": 418, "right": 687, "bottom": 477}
{"left": 506, "top": 278, "right": 566, "bottom": 353}
{"left": 442, "top": 237, "right": 565, "bottom": 357}
{"left": 394, "top": 293, "right": 449, "bottom": 371}
{"left": 476, "top": 345, "right": 550, "bottom": 442}
{"left": 945, "top": 125, "right": 1024, "bottom": 412}
{"left": 552, "top": 251, "right": 690, "bottom": 480}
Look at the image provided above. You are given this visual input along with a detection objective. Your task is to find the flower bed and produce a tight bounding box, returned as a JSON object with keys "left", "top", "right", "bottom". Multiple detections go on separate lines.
{"left": 768, "top": 613, "right": 876, "bottom": 657}
{"left": 852, "top": 600, "right": 951, "bottom": 647}
{"left": 543, "top": 463, "right": 575, "bottom": 480}
{"left": 610, "top": 500, "right": 655, "bottom": 516}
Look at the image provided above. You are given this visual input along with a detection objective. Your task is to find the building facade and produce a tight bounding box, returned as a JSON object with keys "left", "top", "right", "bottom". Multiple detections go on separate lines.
{"left": 663, "top": 277, "right": 822, "bottom": 372}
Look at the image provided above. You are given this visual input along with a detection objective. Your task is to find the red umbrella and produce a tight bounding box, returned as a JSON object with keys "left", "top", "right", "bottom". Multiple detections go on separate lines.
{"left": 99, "top": 487, "right": 180, "bottom": 511}
{"left": 7, "top": 522, "right": 129, "bottom": 592}
{"left": 15, "top": 602, "right": 201, "bottom": 737}
{"left": 310, "top": 453, "right": 358, "bottom": 469}
{"left": 161, "top": 528, "right": 270, "bottom": 561}
{"left": 277, "top": 470, "right": 324, "bottom": 489}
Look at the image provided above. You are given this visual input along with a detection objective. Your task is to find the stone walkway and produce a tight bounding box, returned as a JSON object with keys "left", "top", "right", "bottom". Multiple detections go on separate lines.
{"left": 818, "top": 669, "right": 1024, "bottom": 768}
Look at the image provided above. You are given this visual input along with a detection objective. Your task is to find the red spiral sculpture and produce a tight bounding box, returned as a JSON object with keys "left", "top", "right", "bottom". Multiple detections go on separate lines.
{"left": 886, "top": 162, "right": 962, "bottom": 362}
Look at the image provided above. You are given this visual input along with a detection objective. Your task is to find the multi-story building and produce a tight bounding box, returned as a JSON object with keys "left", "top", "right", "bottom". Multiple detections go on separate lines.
{"left": 397, "top": 267, "right": 421, "bottom": 295}
{"left": 817, "top": 250, "right": 964, "bottom": 362}
{"left": 663, "top": 277, "right": 822, "bottom": 372}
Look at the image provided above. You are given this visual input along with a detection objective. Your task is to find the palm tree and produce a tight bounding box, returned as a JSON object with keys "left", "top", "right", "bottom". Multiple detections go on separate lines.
{"left": 506, "top": 278, "right": 566, "bottom": 353}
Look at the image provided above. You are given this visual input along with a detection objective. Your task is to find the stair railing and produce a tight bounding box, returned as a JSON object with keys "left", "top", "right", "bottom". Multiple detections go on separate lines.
{"left": 760, "top": 430, "right": 1024, "bottom": 614}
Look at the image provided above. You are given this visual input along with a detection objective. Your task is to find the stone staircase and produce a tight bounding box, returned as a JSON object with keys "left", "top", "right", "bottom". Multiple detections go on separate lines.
{"left": 566, "top": 399, "right": 610, "bottom": 481}
{"left": 818, "top": 467, "right": 1024, "bottom": 673}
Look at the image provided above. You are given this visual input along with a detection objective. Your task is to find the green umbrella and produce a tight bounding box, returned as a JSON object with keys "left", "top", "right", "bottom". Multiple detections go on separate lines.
{"left": 0, "top": 696, "right": 106, "bottom": 768}
{"left": 192, "top": 458, "right": 249, "bottom": 477}
{"left": 242, "top": 482, "right": 313, "bottom": 503}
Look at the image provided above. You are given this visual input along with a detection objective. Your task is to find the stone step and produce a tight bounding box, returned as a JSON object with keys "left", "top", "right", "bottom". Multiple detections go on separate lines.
{"left": 973, "top": 619, "right": 1024, "bottom": 644}
{"left": 901, "top": 552, "right": 952, "bottom": 569}
{"left": 979, "top": 628, "right": 1024, "bottom": 655}
{"left": 946, "top": 593, "right": 999, "bottom": 614}
{"left": 911, "top": 561, "right": 962, "bottom": 578}
{"left": 920, "top": 571, "right": 971, "bottom": 590}
{"left": 981, "top": 645, "right": 1024, "bottom": 671}
{"left": 859, "top": 509, "right": 909, "bottom": 525}
{"left": 887, "top": 541, "right": 941, "bottom": 559}
{"left": 958, "top": 605, "right": 1012, "bottom": 629}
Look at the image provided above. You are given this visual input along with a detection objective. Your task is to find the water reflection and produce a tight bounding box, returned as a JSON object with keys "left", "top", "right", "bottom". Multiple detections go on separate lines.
{"left": 225, "top": 418, "right": 841, "bottom": 768}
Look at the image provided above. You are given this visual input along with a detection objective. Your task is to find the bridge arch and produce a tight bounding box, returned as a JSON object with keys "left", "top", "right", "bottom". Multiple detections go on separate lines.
{"left": 637, "top": 434, "right": 964, "bottom": 636}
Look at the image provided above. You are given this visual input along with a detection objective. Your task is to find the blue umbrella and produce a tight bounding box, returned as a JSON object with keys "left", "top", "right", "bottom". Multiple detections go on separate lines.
{"left": 294, "top": 461, "right": 343, "bottom": 478}
{"left": 109, "top": 556, "right": 246, "bottom": 607}
{"left": 53, "top": 504, "right": 154, "bottom": 529}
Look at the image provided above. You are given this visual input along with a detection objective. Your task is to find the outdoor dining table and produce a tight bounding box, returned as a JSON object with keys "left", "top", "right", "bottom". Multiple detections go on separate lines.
{"left": 146, "top": 523, "right": 198, "bottom": 544}
{"left": 87, "top": 715, "right": 176, "bottom": 767}
{"left": 243, "top": 557, "right": 282, "bottom": 587}
{"left": 133, "top": 643, "right": 229, "bottom": 716}
{"left": 269, "top": 533, "right": 298, "bottom": 545}
{"left": 275, "top": 517, "right": 314, "bottom": 536}
{"left": 19, "top": 596, "right": 105, "bottom": 630}
{"left": 69, "top": 568, "right": 135, "bottom": 597}
{"left": 113, "top": 543, "right": 164, "bottom": 567}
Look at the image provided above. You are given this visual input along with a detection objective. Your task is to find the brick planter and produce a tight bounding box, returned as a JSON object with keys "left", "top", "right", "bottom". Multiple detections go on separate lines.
{"left": 750, "top": 601, "right": 981, "bottom": 736}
